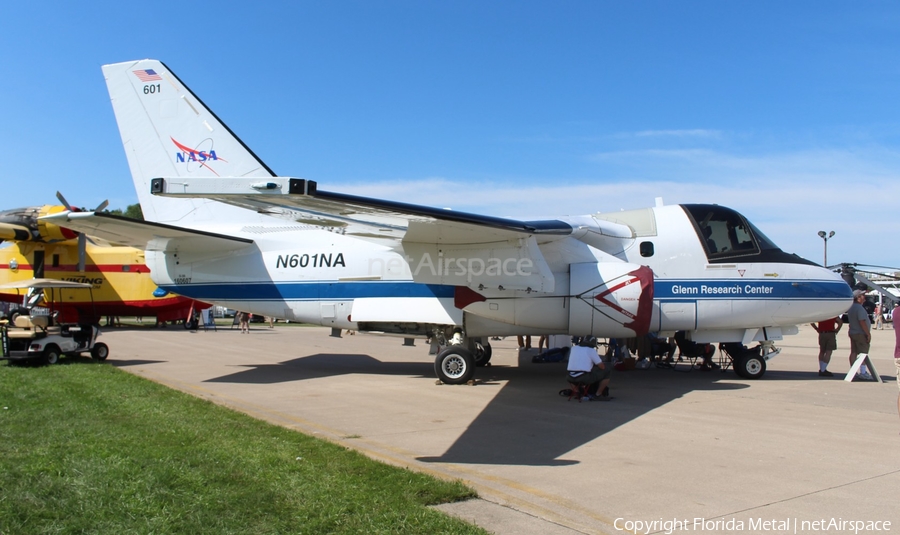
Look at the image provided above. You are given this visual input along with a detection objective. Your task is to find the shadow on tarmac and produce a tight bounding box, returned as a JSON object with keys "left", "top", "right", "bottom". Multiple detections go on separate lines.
{"left": 204, "top": 353, "right": 432, "bottom": 383}
{"left": 202, "top": 352, "right": 754, "bottom": 466}
{"left": 419, "top": 361, "right": 751, "bottom": 466}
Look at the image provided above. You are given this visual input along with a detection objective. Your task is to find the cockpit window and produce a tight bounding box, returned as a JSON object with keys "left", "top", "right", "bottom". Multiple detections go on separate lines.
{"left": 682, "top": 204, "right": 763, "bottom": 259}
{"left": 680, "top": 204, "right": 817, "bottom": 266}
{"left": 746, "top": 221, "right": 778, "bottom": 251}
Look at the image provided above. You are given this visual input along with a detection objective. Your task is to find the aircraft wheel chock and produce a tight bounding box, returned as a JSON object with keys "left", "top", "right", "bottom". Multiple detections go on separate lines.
{"left": 435, "top": 346, "right": 475, "bottom": 385}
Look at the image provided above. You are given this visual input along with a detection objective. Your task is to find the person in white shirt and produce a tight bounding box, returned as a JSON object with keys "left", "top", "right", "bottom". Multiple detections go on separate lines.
{"left": 566, "top": 336, "right": 613, "bottom": 401}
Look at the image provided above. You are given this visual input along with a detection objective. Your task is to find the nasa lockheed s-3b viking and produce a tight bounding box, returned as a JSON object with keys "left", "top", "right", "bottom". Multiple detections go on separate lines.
{"left": 42, "top": 59, "right": 853, "bottom": 384}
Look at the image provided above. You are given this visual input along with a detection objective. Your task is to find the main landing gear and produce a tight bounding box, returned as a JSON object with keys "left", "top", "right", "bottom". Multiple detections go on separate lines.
{"left": 432, "top": 328, "right": 492, "bottom": 385}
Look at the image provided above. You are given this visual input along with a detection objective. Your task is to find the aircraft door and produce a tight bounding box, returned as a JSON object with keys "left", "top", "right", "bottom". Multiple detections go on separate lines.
{"left": 568, "top": 262, "right": 654, "bottom": 338}
{"left": 33, "top": 250, "right": 45, "bottom": 278}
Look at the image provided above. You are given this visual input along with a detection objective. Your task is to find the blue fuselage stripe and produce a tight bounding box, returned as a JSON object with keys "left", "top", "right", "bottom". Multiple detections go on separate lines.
{"left": 161, "top": 279, "right": 852, "bottom": 303}
{"left": 654, "top": 280, "right": 852, "bottom": 300}
{"left": 161, "top": 281, "right": 456, "bottom": 301}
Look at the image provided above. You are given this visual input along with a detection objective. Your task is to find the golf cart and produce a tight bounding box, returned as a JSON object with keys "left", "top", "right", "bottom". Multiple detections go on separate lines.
{"left": 0, "top": 278, "right": 108, "bottom": 364}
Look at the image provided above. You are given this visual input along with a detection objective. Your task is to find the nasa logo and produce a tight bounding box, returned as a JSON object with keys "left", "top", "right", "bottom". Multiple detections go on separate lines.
{"left": 171, "top": 137, "right": 227, "bottom": 175}
{"left": 176, "top": 150, "right": 218, "bottom": 163}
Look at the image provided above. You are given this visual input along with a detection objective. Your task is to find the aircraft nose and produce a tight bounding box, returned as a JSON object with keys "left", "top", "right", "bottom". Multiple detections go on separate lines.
{"left": 808, "top": 264, "right": 853, "bottom": 320}
{"left": 820, "top": 265, "right": 853, "bottom": 292}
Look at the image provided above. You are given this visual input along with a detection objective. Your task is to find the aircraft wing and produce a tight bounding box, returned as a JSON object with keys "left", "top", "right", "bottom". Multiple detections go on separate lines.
{"left": 38, "top": 211, "right": 253, "bottom": 254}
{"left": 149, "top": 178, "right": 574, "bottom": 244}
{"left": 148, "top": 177, "right": 635, "bottom": 293}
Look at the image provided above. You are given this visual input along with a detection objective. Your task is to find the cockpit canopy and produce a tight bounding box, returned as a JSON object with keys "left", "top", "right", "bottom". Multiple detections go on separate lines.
{"left": 681, "top": 204, "right": 815, "bottom": 266}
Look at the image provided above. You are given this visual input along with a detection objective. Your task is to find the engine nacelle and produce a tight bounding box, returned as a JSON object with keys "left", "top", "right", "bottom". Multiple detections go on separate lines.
{"left": 36, "top": 205, "right": 79, "bottom": 241}
{"left": 568, "top": 262, "right": 654, "bottom": 338}
{"left": 0, "top": 205, "right": 78, "bottom": 243}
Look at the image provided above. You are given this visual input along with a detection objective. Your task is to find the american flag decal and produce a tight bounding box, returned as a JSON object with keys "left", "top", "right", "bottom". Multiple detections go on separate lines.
{"left": 133, "top": 69, "right": 162, "bottom": 82}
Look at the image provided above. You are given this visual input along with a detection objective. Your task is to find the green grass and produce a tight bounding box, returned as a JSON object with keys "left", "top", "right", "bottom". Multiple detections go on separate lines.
{"left": 0, "top": 360, "right": 483, "bottom": 534}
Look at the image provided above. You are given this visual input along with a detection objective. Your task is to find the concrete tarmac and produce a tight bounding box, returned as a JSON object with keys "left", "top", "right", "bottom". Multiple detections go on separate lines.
{"left": 100, "top": 323, "right": 900, "bottom": 534}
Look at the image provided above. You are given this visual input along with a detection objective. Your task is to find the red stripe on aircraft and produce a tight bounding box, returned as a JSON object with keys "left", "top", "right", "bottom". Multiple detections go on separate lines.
{"left": 47, "top": 264, "right": 151, "bottom": 274}
{"left": 0, "top": 263, "right": 150, "bottom": 274}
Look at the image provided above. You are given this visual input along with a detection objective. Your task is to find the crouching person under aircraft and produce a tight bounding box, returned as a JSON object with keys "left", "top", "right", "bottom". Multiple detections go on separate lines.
{"left": 566, "top": 337, "right": 613, "bottom": 401}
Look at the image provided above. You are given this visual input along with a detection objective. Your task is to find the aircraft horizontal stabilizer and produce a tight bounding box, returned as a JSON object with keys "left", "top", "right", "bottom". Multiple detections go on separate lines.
{"left": 38, "top": 211, "right": 253, "bottom": 254}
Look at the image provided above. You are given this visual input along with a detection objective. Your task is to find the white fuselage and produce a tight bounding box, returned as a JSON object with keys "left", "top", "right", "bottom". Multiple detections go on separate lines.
{"left": 145, "top": 204, "right": 850, "bottom": 344}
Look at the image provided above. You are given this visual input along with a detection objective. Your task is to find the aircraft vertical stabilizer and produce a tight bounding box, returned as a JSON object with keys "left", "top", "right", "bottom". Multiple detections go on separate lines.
{"left": 102, "top": 60, "right": 276, "bottom": 227}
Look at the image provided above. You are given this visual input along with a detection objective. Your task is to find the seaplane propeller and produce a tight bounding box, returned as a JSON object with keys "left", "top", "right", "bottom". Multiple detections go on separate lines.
{"left": 56, "top": 192, "right": 108, "bottom": 273}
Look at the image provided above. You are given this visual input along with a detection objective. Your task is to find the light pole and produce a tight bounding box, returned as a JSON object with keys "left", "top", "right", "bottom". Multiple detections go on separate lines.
{"left": 817, "top": 230, "right": 835, "bottom": 267}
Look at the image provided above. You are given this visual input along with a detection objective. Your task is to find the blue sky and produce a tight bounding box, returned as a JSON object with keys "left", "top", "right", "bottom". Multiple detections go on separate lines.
{"left": 1, "top": 1, "right": 899, "bottom": 268}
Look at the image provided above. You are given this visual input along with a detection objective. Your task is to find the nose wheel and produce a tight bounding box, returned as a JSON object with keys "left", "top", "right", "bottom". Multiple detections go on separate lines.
{"left": 734, "top": 351, "right": 766, "bottom": 379}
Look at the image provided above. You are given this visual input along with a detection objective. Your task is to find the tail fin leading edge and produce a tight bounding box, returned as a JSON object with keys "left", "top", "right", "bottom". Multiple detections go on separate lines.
{"left": 102, "top": 59, "right": 275, "bottom": 225}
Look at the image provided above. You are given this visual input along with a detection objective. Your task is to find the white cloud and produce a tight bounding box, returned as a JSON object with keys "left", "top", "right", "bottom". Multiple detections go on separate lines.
{"left": 334, "top": 146, "right": 900, "bottom": 268}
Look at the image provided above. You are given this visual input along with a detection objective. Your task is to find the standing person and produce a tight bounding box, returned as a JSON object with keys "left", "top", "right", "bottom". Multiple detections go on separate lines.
{"left": 847, "top": 290, "right": 873, "bottom": 380}
{"left": 517, "top": 335, "right": 531, "bottom": 350}
{"left": 238, "top": 311, "right": 250, "bottom": 334}
{"left": 874, "top": 304, "right": 883, "bottom": 330}
{"left": 894, "top": 303, "right": 900, "bottom": 430}
{"left": 810, "top": 316, "right": 843, "bottom": 376}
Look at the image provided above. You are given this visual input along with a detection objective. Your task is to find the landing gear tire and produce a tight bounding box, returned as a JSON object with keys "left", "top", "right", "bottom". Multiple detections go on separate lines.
{"left": 434, "top": 346, "right": 475, "bottom": 385}
{"left": 735, "top": 353, "right": 766, "bottom": 379}
{"left": 183, "top": 318, "right": 198, "bottom": 330}
{"left": 472, "top": 340, "right": 493, "bottom": 367}
{"left": 44, "top": 346, "right": 61, "bottom": 365}
{"left": 91, "top": 343, "right": 109, "bottom": 361}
